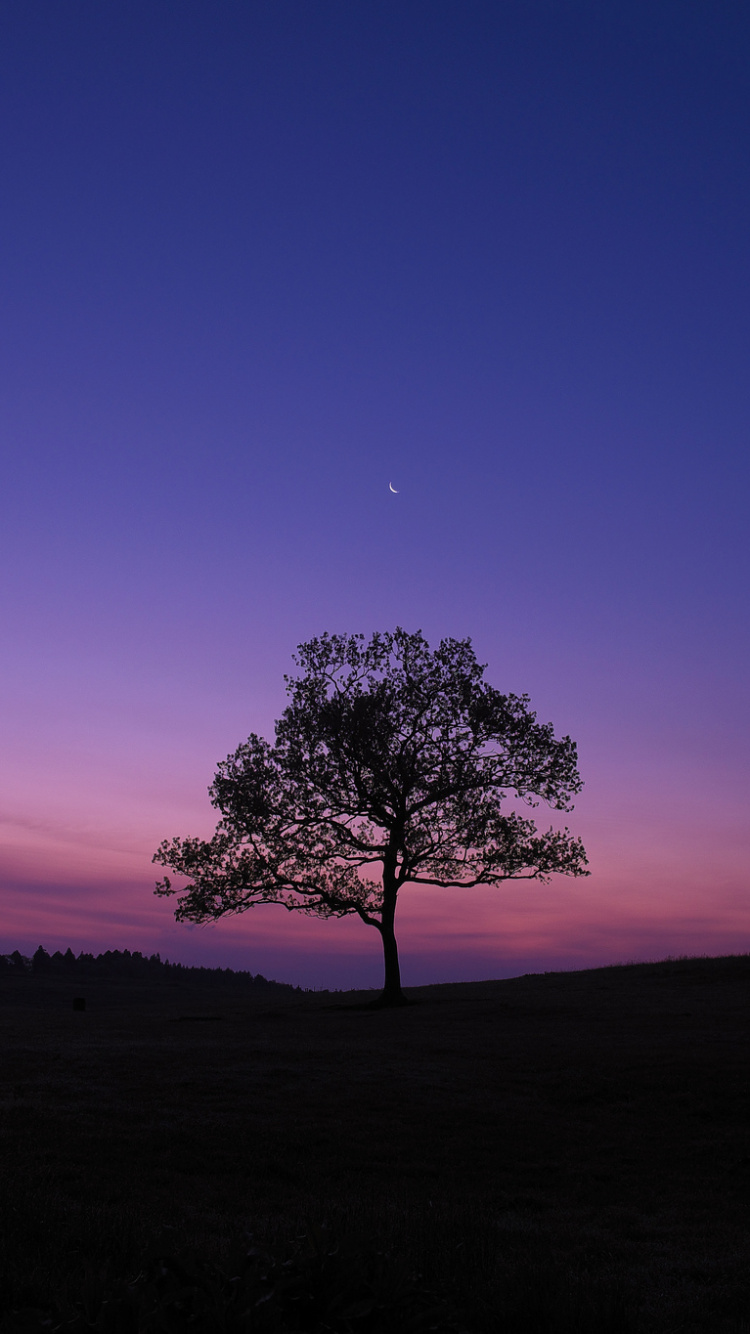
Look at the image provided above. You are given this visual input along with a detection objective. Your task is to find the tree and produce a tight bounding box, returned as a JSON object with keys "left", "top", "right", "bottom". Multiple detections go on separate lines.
{"left": 154, "top": 629, "right": 589, "bottom": 1006}
{"left": 32, "top": 946, "right": 53, "bottom": 973}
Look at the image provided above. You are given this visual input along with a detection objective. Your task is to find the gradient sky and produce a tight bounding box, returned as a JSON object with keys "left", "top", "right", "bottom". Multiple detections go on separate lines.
{"left": 2, "top": 1, "right": 749, "bottom": 988}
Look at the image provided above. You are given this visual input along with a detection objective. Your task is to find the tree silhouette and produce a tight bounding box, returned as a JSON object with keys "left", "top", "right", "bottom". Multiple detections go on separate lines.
{"left": 154, "top": 630, "right": 589, "bottom": 1005}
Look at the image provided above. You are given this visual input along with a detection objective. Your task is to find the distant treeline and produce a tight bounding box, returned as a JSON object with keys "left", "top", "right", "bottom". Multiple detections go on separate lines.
{"left": 0, "top": 947, "right": 299, "bottom": 992}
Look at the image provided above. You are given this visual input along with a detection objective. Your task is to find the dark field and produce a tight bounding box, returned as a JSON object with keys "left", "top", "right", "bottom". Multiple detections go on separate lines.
{"left": 1, "top": 955, "right": 749, "bottom": 1332}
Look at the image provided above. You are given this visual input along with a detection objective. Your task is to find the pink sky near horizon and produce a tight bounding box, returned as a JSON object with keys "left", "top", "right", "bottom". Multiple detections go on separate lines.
{"left": 3, "top": 673, "right": 748, "bottom": 989}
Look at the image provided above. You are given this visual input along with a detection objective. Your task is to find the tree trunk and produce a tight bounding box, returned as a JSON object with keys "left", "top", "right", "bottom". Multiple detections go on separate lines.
{"left": 375, "top": 890, "right": 409, "bottom": 1006}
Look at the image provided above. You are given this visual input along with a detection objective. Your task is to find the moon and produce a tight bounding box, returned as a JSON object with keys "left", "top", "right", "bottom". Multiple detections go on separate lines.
{"left": 389, "top": 482, "right": 399, "bottom": 494}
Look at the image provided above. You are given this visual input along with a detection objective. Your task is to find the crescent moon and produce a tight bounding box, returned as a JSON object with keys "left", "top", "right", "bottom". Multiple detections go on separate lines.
{"left": 389, "top": 482, "right": 399, "bottom": 493}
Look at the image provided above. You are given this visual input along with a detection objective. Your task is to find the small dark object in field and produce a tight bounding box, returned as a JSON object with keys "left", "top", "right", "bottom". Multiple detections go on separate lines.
{"left": 72, "top": 996, "right": 85, "bottom": 1011}
{"left": 176, "top": 1014, "right": 223, "bottom": 1022}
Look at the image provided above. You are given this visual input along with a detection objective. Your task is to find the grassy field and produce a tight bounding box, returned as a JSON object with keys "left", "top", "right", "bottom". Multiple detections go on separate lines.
{"left": 1, "top": 954, "right": 749, "bottom": 1332}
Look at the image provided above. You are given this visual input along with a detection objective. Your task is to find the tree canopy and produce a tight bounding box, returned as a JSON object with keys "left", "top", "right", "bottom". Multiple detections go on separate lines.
{"left": 154, "top": 629, "right": 588, "bottom": 1004}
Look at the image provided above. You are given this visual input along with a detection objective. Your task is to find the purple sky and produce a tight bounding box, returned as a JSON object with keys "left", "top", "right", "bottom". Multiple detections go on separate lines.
{"left": 2, "top": 2, "right": 749, "bottom": 988}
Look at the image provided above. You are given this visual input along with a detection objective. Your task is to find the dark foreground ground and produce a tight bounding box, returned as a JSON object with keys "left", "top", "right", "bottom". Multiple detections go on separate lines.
{"left": 1, "top": 955, "right": 749, "bottom": 1332}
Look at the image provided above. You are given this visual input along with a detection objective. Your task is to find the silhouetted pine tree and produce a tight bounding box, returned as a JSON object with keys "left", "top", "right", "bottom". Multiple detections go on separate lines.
{"left": 32, "top": 946, "right": 53, "bottom": 973}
